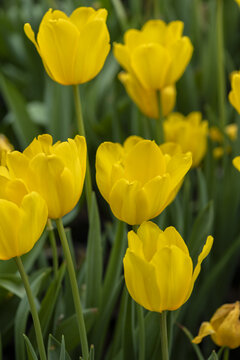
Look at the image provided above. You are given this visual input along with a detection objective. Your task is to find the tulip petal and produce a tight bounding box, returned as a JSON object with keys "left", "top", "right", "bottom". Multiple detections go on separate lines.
{"left": 166, "top": 152, "right": 192, "bottom": 190}
{"left": 70, "top": 7, "right": 107, "bottom": 32}
{"left": 131, "top": 44, "right": 172, "bottom": 89}
{"left": 74, "top": 19, "right": 110, "bottom": 84}
{"left": 152, "top": 245, "right": 193, "bottom": 311}
{"left": 96, "top": 142, "right": 124, "bottom": 202}
{"left": 143, "top": 174, "right": 170, "bottom": 218}
{"left": 128, "top": 230, "right": 144, "bottom": 258}
{"left": 123, "top": 250, "right": 161, "bottom": 311}
{"left": 165, "top": 21, "right": 184, "bottom": 45}
{"left": 137, "top": 221, "right": 163, "bottom": 261}
{"left": 160, "top": 85, "right": 176, "bottom": 117}
{"left": 113, "top": 43, "right": 131, "bottom": 72}
{"left": 192, "top": 322, "right": 215, "bottom": 344}
{"left": 125, "top": 140, "right": 166, "bottom": 184}
{"left": 162, "top": 227, "right": 189, "bottom": 254}
{"left": 229, "top": 73, "right": 240, "bottom": 114}
{"left": 192, "top": 235, "right": 214, "bottom": 284}
{"left": 7, "top": 151, "right": 30, "bottom": 184}
{"left": 141, "top": 20, "right": 167, "bottom": 45}
{"left": 124, "top": 29, "right": 144, "bottom": 50}
{"left": 123, "top": 135, "right": 144, "bottom": 152}
{"left": 233, "top": 156, "right": 240, "bottom": 171}
{"left": 214, "top": 303, "right": 240, "bottom": 348}
{"left": 109, "top": 179, "right": 149, "bottom": 225}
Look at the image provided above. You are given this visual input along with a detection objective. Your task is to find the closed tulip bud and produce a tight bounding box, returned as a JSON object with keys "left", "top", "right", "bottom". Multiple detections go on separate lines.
{"left": 163, "top": 112, "right": 208, "bottom": 167}
{"left": 96, "top": 135, "right": 192, "bottom": 225}
{"left": 6, "top": 134, "right": 86, "bottom": 219}
{"left": 0, "top": 167, "right": 47, "bottom": 260}
{"left": 118, "top": 71, "right": 176, "bottom": 118}
{"left": 24, "top": 7, "right": 110, "bottom": 85}
{"left": 114, "top": 20, "right": 193, "bottom": 90}
{"left": 192, "top": 302, "right": 240, "bottom": 349}
{"left": 229, "top": 71, "right": 240, "bottom": 114}
{"left": 124, "top": 221, "right": 213, "bottom": 312}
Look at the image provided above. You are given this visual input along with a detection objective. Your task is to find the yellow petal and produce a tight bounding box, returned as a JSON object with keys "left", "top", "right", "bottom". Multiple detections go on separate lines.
{"left": 166, "top": 151, "right": 192, "bottom": 190}
{"left": 118, "top": 72, "right": 158, "bottom": 119}
{"left": 124, "top": 28, "right": 145, "bottom": 51}
{"left": 192, "top": 235, "right": 214, "bottom": 284}
{"left": 131, "top": 43, "right": 172, "bottom": 89}
{"left": 162, "top": 226, "right": 189, "bottom": 255}
{"left": 74, "top": 19, "right": 110, "bottom": 84}
{"left": 141, "top": 20, "right": 167, "bottom": 45}
{"left": 123, "top": 135, "right": 144, "bottom": 152}
{"left": 165, "top": 21, "right": 184, "bottom": 45}
{"left": 113, "top": 43, "right": 131, "bottom": 72}
{"left": 128, "top": 230, "right": 144, "bottom": 258}
{"left": 229, "top": 73, "right": 240, "bottom": 114}
{"left": 160, "top": 84, "right": 176, "bottom": 117}
{"left": 166, "top": 37, "right": 193, "bottom": 84}
{"left": 109, "top": 179, "right": 149, "bottom": 225}
{"left": 24, "top": 23, "right": 40, "bottom": 52}
{"left": 192, "top": 322, "right": 215, "bottom": 344}
{"left": 123, "top": 249, "right": 161, "bottom": 311}
{"left": 124, "top": 140, "right": 166, "bottom": 184}
{"left": 96, "top": 142, "right": 124, "bottom": 202}
{"left": 7, "top": 151, "right": 30, "bottom": 184}
{"left": 69, "top": 7, "right": 106, "bottom": 32}
{"left": 233, "top": 156, "right": 240, "bottom": 171}
{"left": 137, "top": 221, "right": 163, "bottom": 261}
{"left": 152, "top": 245, "right": 193, "bottom": 311}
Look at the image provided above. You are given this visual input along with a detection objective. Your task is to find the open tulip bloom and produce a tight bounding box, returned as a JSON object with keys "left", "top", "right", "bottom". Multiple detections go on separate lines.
{"left": 96, "top": 135, "right": 192, "bottom": 225}
{"left": 124, "top": 221, "right": 213, "bottom": 312}
{"left": 24, "top": 7, "right": 110, "bottom": 85}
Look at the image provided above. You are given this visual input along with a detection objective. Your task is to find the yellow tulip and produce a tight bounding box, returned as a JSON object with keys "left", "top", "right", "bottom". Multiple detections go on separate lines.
{"left": 123, "top": 221, "right": 213, "bottom": 312}
{"left": 192, "top": 302, "right": 240, "bottom": 349}
{"left": 118, "top": 71, "right": 176, "bottom": 118}
{"left": 0, "top": 134, "right": 13, "bottom": 165}
{"left": 0, "top": 167, "right": 47, "bottom": 260}
{"left": 235, "top": 0, "right": 240, "bottom": 6}
{"left": 114, "top": 20, "right": 193, "bottom": 90}
{"left": 229, "top": 71, "right": 240, "bottom": 114}
{"left": 24, "top": 7, "right": 110, "bottom": 85}
{"left": 163, "top": 112, "right": 208, "bottom": 167}
{"left": 6, "top": 134, "right": 86, "bottom": 219}
{"left": 96, "top": 135, "right": 192, "bottom": 225}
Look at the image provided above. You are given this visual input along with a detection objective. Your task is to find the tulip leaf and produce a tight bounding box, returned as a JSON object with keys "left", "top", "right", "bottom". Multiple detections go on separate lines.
{"left": 0, "top": 274, "right": 24, "bottom": 298}
{"left": 85, "top": 192, "right": 103, "bottom": 308}
{"left": 0, "top": 73, "right": 40, "bottom": 148}
{"left": 14, "top": 268, "right": 52, "bottom": 360}
{"left": 178, "top": 323, "right": 204, "bottom": 360}
{"left": 89, "top": 344, "right": 95, "bottom": 360}
{"left": 55, "top": 309, "right": 98, "bottom": 353}
{"left": 22, "top": 334, "right": 38, "bottom": 360}
{"left": 47, "top": 334, "right": 71, "bottom": 360}
{"left": 208, "top": 351, "right": 218, "bottom": 360}
{"left": 196, "top": 168, "right": 208, "bottom": 210}
{"left": 0, "top": 334, "right": 2, "bottom": 360}
{"left": 122, "top": 290, "right": 136, "bottom": 360}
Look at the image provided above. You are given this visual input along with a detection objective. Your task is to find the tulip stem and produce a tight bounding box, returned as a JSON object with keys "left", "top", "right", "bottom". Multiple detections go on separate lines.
{"left": 55, "top": 218, "right": 89, "bottom": 360}
{"left": 73, "top": 84, "right": 92, "bottom": 213}
{"left": 216, "top": 0, "right": 226, "bottom": 132}
{"left": 47, "top": 219, "right": 58, "bottom": 277}
{"left": 137, "top": 305, "right": 145, "bottom": 360}
{"left": 14, "top": 256, "right": 47, "bottom": 360}
{"left": 156, "top": 91, "right": 165, "bottom": 145}
{"left": 160, "top": 311, "right": 169, "bottom": 360}
{"left": 223, "top": 348, "right": 229, "bottom": 360}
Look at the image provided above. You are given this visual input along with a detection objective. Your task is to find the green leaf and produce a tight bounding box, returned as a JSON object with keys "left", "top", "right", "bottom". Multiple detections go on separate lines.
{"left": 0, "top": 333, "right": 2, "bottom": 360}
{"left": 47, "top": 334, "right": 71, "bottom": 360}
{"left": 196, "top": 168, "right": 208, "bottom": 210}
{"left": 85, "top": 192, "right": 103, "bottom": 308}
{"left": 0, "top": 72, "right": 40, "bottom": 148}
{"left": 208, "top": 350, "right": 218, "bottom": 360}
{"left": 89, "top": 344, "right": 95, "bottom": 360}
{"left": 0, "top": 274, "right": 24, "bottom": 298}
{"left": 60, "top": 336, "right": 66, "bottom": 360}
{"left": 178, "top": 323, "right": 204, "bottom": 360}
{"left": 23, "top": 334, "right": 38, "bottom": 360}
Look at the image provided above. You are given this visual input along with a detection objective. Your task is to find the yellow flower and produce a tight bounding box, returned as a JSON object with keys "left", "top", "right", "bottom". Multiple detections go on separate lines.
{"left": 192, "top": 302, "right": 240, "bottom": 349}
{"left": 5, "top": 134, "right": 86, "bottom": 219}
{"left": 0, "top": 134, "right": 13, "bottom": 165}
{"left": 96, "top": 135, "right": 192, "bottom": 225}
{"left": 163, "top": 112, "right": 208, "bottom": 167}
{"left": 235, "top": 0, "right": 240, "bottom": 6}
{"left": 118, "top": 71, "right": 176, "bottom": 118}
{"left": 209, "top": 124, "right": 238, "bottom": 143}
{"left": 114, "top": 20, "right": 193, "bottom": 90}
{"left": 0, "top": 167, "right": 47, "bottom": 260}
{"left": 229, "top": 71, "right": 240, "bottom": 114}
{"left": 123, "top": 221, "right": 213, "bottom": 312}
{"left": 233, "top": 156, "right": 240, "bottom": 171}
{"left": 24, "top": 7, "right": 110, "bottom": 85}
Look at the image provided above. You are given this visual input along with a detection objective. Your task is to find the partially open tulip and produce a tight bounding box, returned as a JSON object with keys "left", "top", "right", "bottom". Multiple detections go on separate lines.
{"left": 0, "top": 167, "right": 47, "bottom": 260}
{"left": 163, "top": 112, "right": 208, "bottom": 167}
{"left": 114, "top": 20, "right": 193, "bottom": 90}
{"left": 24, "top": 7, "right": 110, "bottom": 85}
{"left": 192, "top": 302, "right": 240, "bottom": 349}
{"left": 118, "top": 71, "right": 176, "bottom": 118}
{"left": 123, "top": 221, "right": 213, "bottom": 312}
{"left": 6, "top": 134, "right": 86, "bottom": 219}
{"left": 229, "top": 71, "right": 240, "bottom": 114}
{"left": 96, "top": 135, "right": 192, "bottom": 225}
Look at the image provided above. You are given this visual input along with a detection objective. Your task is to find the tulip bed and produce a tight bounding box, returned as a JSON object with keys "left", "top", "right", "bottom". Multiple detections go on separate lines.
{"left": 0, "top": 0, "right": 240, "bottom": 359}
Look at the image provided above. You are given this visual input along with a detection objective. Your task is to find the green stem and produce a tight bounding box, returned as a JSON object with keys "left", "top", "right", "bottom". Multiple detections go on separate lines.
{"left": 55, "top": 218, "right": 89, "bottom": 360}
{"left": 156, "top": 91, "right": 165, "bottom": 145}
{"left": 160, "top": 311, "right": 169, "bottom": 360}
{"left": 223, "top": 348, "right": 229, "bottom": 360}
{"left": 14, "top": 257, "right": 47, "bottom": 360}
{"left": 216, "top": 0, "right": 226, "bottom": 131}
{"left": 137, "top": 305, "right": 145, "bottom": 360}
{"left": 47, "top": 219, "right": 58, "bottom": 277}
{"left": 72, "top": 84, "right": 92, "bottom": 213}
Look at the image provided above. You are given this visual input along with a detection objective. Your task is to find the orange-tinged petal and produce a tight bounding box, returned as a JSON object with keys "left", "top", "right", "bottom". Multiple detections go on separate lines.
{"left": 131, "top": 43, "right": 172, "bottom": 89}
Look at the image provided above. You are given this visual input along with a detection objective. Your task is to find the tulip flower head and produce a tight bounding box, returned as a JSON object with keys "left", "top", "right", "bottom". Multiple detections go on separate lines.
{"left": 96, "top": 136, "right": 192, "bottom": 225}
{"left": 114, "top": 20, "right": 193, "bottom": 90}
{"left": 163, "top": 112, "right": 208, "bottom": 167}
{"left": 235, "top": 0, "right": 240, "bottom": 6}
{"left": 123, "top": 221, "right": 213, "bottom": 312}
{"left": 192, "top": 302, "right": 240, "bottom": 349}
{"left": 6, "top": 134, "right": 86, "bottom": 219}
{"left": 118, "top": 72, "right": 176, "bottom": 119}
{"left": 24, "top": 7, "right": 110, "bottom": 85}
{"left": 229, "top": 71, "right": 240, "bottom": 114}
{"left": 0, "top": 167, "right": 48, "bottom": 260}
